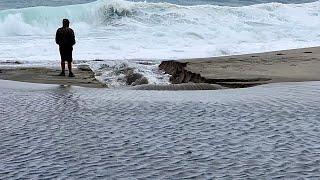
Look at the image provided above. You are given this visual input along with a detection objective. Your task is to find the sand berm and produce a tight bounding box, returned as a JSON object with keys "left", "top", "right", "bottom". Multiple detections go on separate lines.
{"left": 1, "top": 47, "right": 320, "bottom": 90}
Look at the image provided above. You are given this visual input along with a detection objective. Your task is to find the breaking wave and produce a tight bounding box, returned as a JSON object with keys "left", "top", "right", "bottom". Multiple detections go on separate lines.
{"left": 0, "top": 0, "right": 320, "bottom": 35}
{"left": 0, "top": 0, "right": 320, "bottom": 61}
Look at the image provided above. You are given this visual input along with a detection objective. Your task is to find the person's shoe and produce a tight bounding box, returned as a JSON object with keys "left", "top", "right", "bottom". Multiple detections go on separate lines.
{"left": 69, "top": 72, "right": 75, "bottom": 77}
{"left": 58, "top": 72, "right": 65, "bottom": 76}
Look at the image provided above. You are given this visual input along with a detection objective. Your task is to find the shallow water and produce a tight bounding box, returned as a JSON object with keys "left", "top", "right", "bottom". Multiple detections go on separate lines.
{"left": 1, "top": 80, "right": 320, "bottom": 179}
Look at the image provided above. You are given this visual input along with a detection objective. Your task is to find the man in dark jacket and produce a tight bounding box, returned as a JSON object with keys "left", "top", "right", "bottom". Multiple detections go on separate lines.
{"left": 56, "top": 19, "right": 76, "bottom": 77}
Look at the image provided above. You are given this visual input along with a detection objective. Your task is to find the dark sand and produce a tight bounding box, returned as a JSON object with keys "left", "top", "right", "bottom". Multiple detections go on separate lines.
{"left": 179, "top": 47, "right": 320, "bottom": 86}
{"left": 1, "top": 47, "right": 320, "bottom": 89}
{"left": 0, "top": 67, "right": 106, "bottom": 88}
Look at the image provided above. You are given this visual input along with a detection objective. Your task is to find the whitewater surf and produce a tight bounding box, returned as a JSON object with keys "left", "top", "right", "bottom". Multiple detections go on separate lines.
{"left": 0, "top": 0, "right": 319, "bottom": 62}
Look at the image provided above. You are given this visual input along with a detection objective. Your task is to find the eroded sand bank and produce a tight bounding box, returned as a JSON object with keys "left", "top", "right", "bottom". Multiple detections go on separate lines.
{"left": 1, "top": 47, "right": 320, "bottom": 89}
{"left": 160, "top": 47, "right": 320, "bottom": 88}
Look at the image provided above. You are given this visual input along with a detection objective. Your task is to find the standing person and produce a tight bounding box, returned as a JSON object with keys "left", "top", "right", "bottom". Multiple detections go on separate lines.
{"left": 56, "top": 19, "right": 76, "bottom": 77}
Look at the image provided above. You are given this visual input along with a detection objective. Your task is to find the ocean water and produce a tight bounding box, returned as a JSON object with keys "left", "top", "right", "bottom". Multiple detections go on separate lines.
{"left": 0, "top": 0, "right": 319, "bottom": 62}
{"left": 0, "top": 0, "right": 320, "bottom": 85}
{"left": 1, "top": 80, "right": 320, "bottom": 179}
{"left": 0, "top": 0, "right": 317, "bottom": 9}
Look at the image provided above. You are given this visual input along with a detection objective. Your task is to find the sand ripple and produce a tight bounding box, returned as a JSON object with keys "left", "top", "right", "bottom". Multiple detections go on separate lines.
{"left": 1, "top": 81, "right": 320, "bottom": 179}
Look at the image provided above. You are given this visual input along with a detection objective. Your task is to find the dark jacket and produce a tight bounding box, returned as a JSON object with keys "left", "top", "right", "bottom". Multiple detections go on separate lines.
{"left": 55, "top": 27, "right": 76, "bottom": 47}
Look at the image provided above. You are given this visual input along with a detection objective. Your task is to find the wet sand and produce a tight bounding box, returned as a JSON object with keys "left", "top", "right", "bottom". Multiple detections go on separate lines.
{"left": 160, "top": 46, "right": 320, "bottom": 87}
{"left": 1, "top": 47, "right": 320, "bottom": 89}
{"left": 0, "top": 67, "right": 106, "bottom": 88}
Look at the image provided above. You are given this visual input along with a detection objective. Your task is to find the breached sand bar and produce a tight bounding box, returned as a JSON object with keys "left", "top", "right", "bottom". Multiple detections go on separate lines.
{"left": 160, "top": 47, "right": 320, "bottom": 88}
{"left": 1, "top": 47, "right": 320, "bottom": 89}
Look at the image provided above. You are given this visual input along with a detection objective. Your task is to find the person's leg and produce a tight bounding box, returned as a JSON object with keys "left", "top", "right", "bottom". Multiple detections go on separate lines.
{"left": 59, "top": 61, "right": 66, "bottom": 76}
{"left": 59, "top": 46, "right": 66, "bottom": 76}
{"left": 68, "top": 61, "right": 75, "bottom": 77}
{"left": 67, "top": 48, "right": 74, "bottom": 77}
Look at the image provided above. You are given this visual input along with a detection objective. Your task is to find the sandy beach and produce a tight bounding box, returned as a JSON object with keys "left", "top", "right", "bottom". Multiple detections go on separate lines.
{"left": 1, "top": 47, "right": 320, "bottom": 89}
{"left": 160, "top": 46, "right": 320, "bottom": 88}
{"left": 0, "top": 66, "right": 106, "bottom": 88}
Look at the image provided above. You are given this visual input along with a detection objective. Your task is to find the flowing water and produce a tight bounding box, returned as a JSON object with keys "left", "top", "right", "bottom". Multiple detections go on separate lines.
{"left": 1, "top": 80, "right": 320, "bottom": 179}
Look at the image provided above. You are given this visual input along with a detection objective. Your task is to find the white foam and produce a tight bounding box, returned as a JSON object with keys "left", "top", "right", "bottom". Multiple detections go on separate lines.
{"left": 0, "top": 0, "right": 319, "bottom": 62}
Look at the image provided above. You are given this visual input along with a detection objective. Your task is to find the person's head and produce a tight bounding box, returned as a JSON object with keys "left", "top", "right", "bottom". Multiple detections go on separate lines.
{"left": 62, "top": 19, "right": 70, "bottom": 28}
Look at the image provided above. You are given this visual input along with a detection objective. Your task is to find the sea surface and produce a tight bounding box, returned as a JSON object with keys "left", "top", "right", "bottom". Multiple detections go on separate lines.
{"left": 1, "top": 80, "right": 320, "bottom": 179}
{"left": 0, "top": 0, "right": 320, "bottom": 62}
{"left": 1, "top": 0, "right": 320, "bottom": 86}
{"left": 0, "top": 0, "right": 317, "bottom": 9}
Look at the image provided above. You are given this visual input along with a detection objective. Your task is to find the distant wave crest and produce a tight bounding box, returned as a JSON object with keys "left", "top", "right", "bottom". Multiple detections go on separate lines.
{"left": 0, "top": 0, "right": 319, "bottom": 35}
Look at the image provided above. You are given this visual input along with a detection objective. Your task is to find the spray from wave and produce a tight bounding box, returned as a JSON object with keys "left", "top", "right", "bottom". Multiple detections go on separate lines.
{"left": 0, "top": 0, "right": 319, "bottom": 60}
